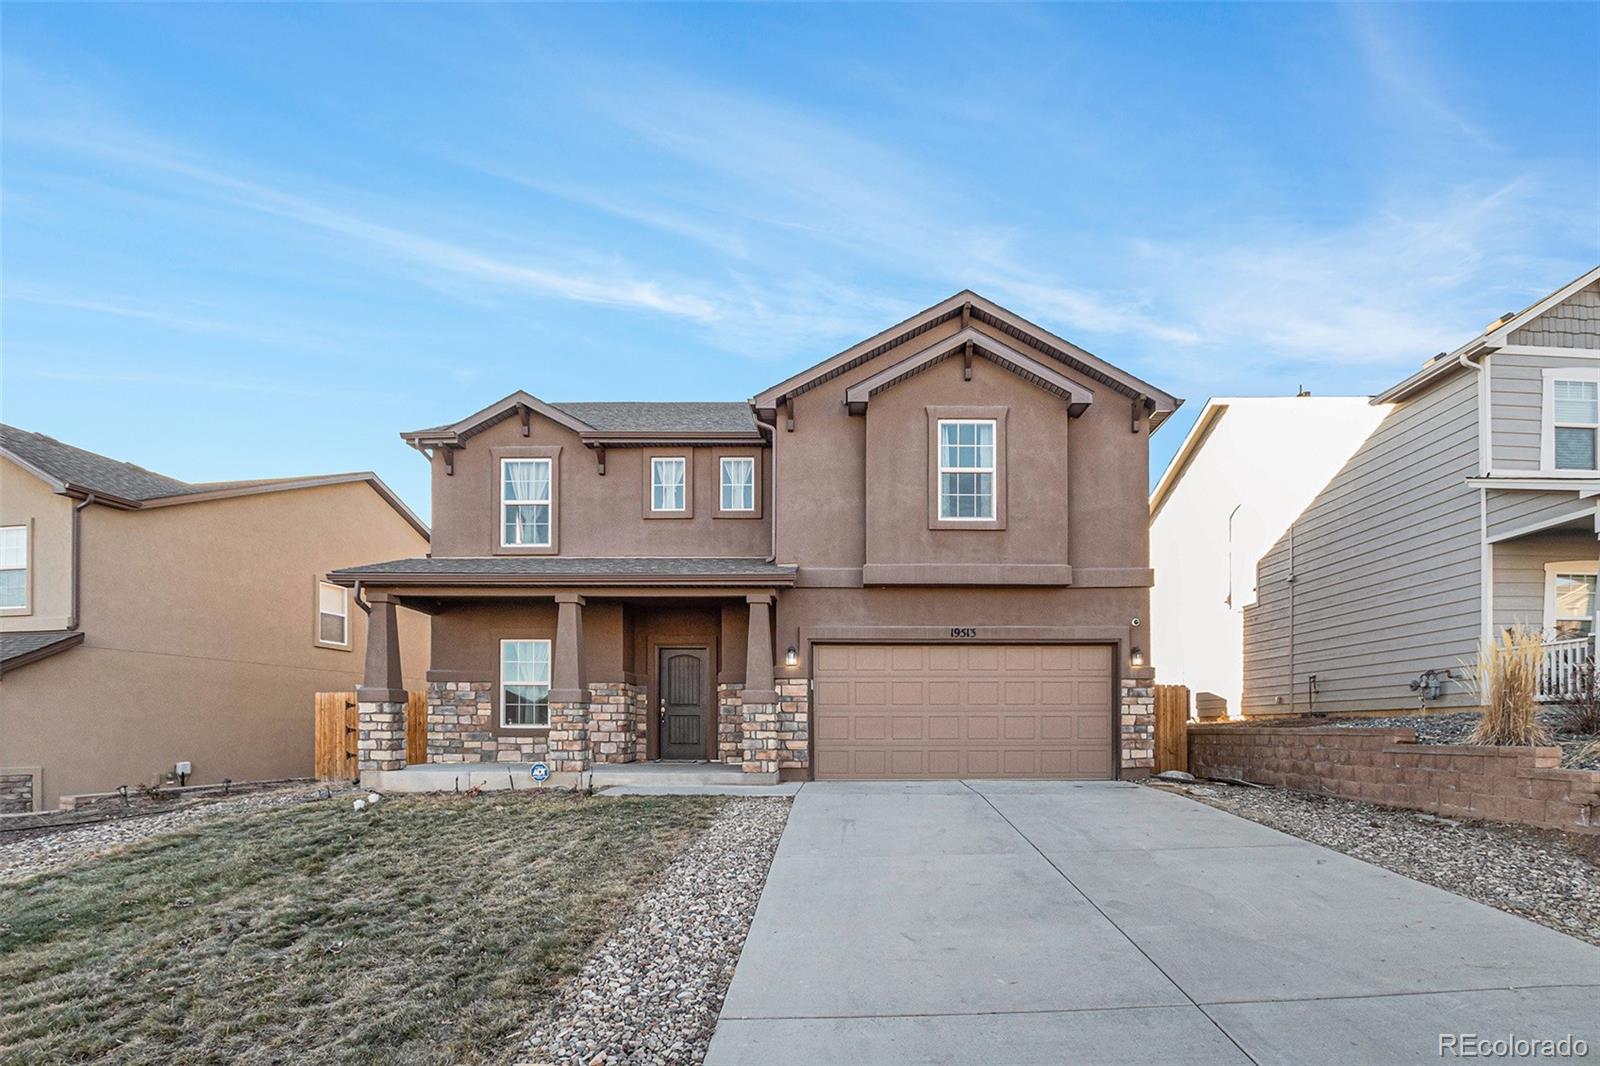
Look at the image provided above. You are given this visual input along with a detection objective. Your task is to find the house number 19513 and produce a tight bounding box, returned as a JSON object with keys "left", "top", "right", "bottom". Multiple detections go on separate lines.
{"left": 950, "top": 627, "right": 977, "bottom": 638}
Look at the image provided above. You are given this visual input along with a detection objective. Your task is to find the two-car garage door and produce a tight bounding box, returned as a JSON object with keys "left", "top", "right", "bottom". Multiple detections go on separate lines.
{"left": 812, "top": 643, "right": 1115, "bottom": 780}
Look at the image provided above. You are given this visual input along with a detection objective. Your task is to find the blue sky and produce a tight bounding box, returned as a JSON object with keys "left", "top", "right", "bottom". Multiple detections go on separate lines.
{"left": 3, "top": 3, "right": 1597, "bottom": 522}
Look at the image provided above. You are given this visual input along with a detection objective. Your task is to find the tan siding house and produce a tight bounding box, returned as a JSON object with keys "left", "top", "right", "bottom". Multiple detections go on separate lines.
{"left": 0, "top": 427, "right": 429, "bottom": 809}
{"left": 1242, "top": 266, "right": 1600, "bottom": 716}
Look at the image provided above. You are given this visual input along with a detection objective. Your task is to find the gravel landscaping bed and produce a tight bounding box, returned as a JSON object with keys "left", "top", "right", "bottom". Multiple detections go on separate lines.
{"left": 1153, "top": 781, "right": 1600, "bottom": 945}
{"left": 0, "top": 782, "right": 350, "bottom": 884}
{"left": 519, "top": 796, "right": 790, "bottom": 1066}
{"left": 1324, "top": 710, "right": 1600, "bottom": 769}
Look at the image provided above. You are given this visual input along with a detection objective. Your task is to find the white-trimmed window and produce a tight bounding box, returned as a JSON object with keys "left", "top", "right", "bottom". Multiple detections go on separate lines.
{"left": 651, "top": 457, "right": 687, "bottom": 512}
{"left": 937, "top": 419, "right": 996, "bottom": 520}
{"left": 316, "top": 581, "right": 349, "bottom": 647}
{"left": 720, "top": 457, "right": 755, "bottom": 512}
{"left": 501, "top": 638, "right": 551, "bottom": 727}
{"left": 1544, "top": 561, "right": 1598, "bottom": 640}
{"left": 1542, "top": 369, "right": 1600, "bottom": 473}
{"left": 502, "top": 457, "right": 553, "bottom": 546}
{"left": 0, "top": 526, "right": 26, "bottom": 610}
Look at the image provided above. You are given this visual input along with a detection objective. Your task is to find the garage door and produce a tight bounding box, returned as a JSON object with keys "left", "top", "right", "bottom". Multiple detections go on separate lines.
{"left": 812, "top": 644, "right": 1115, "bottom": 780}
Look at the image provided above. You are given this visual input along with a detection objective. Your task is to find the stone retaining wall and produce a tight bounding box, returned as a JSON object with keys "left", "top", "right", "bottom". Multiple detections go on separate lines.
{"left": 1188, "top": 724, "right": 1600, "bottom": 834}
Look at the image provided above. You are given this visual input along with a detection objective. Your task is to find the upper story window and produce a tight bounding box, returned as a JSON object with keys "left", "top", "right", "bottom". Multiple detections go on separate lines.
{"left": 1542, "top": 369, "right": 1600, "bottom": 473}
{"left": 501, "top": 638, "right": 551, "bottom": 728}
{"left": 502, "top": 457, "right": 553, "bottom": 546}
{"left": 651, "top": 457, "right": 687, "bottom": 512}
{"left": 0, "top": 525, "right": 27, "bottom": 611}
{"left": 937, "top": 419, "right": 996, "bottom": 520}
{"left": 316, "top": 581, "right": 349, "bottom": 648}
{"left": 720, "top": 457, "right": 755, "bottom": 512}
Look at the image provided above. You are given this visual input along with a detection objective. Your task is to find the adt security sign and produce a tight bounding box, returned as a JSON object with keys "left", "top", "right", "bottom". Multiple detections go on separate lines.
{"left": 530, "top": 762, "right": 550, "bottom": 783}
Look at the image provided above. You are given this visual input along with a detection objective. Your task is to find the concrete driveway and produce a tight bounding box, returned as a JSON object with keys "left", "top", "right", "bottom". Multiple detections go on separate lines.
{"left": 706, "top": 781, "right": 1600, "bottom": 1065}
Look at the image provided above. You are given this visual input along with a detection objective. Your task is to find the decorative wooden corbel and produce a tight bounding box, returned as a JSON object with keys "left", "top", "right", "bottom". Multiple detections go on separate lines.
{"left": 962, "top": 341, "right": 974, "bottom": 381}
{"left": 782, "top": 396, "right": 795, "bottom": 432}
{"left": 961, "top": 301, "right": 971, "bottom": 330}
{"left": 520, "top": 405, "right": 531, "bottom": 437}
{"left": 1130, "top": 398, "right": 1142, "bottom": 434}
{"left": 594, "top": 444, "right": 607, "bottom": 476}
{"left": 442, "top": 444, "right": 459, "bottom": 475}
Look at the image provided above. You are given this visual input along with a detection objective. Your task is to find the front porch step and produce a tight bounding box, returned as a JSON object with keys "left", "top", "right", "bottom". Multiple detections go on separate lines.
{"left": 589, "top": 762, "right": 779, "bottom": 788}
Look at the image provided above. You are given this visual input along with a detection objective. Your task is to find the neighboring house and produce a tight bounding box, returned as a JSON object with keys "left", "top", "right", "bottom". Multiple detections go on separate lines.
{"left": 329, "top": 291, "right": 1180, "bottom": 784}
{"left": 1242, "top": 265, "right": 1600, "bottom": 716}
{"left": 1149, "top": 395, "right": 1390, "bottom": 718}
{"left": 0, "top": 426, "right": 430, "bottom": 810}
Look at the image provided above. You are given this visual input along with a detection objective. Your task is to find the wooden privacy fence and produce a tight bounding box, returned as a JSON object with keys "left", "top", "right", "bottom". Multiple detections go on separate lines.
{"left": 314, "top": 691, "right": 427, "bottom": 780}
{"left": 1154, "top": 684, "right": 1190, "bottom": 774}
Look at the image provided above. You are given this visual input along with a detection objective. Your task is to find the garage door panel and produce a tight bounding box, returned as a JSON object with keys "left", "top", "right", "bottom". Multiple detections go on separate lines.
{"left": 814, "top": 643, "right": 1115, "bottom": 781}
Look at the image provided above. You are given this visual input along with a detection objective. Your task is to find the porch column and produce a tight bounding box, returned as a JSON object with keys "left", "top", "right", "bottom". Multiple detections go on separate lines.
{"left": 742, "top": 594, "right": 777, "bottom": 704}
{"left": 550, "top": 593, "right": 589, "bottom": 703}
{"left": 548, "top": 592, "right": 592, "bottom": 773}
{"left": 357, "top": 592, "right": 407, "bottom": 773}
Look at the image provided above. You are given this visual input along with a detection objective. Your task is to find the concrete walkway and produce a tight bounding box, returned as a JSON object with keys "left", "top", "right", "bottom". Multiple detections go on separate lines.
{"left": 707, "top": 781, "right": 1600, "bottom": 1065}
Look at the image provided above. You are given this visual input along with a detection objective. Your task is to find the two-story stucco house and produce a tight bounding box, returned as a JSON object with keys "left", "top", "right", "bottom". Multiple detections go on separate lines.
{"left": 0, "top": 426, "right": 430, "bottom": 810}
{"left": 1242, "top": 265, "right": 1600, "bottom": 716}
{"left": 329, "top": 291, "right": 1179, "bottom": 785}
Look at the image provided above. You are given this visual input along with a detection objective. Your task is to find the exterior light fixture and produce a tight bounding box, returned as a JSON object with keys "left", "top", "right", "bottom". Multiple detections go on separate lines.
{"left": 1130, "top": 647, "right": 1145, "bottom": 668}
{"left": 785, "top": 646, "right": 798, "bottom": 668}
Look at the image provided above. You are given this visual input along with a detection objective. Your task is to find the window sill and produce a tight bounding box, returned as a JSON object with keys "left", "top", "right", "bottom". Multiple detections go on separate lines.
{"left": 314, "top": 640, "right": 352, "bottom": 652}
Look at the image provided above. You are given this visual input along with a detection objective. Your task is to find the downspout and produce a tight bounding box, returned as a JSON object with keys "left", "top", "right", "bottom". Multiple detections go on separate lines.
{"left": 67, "top": 494, "right": 96, "bottom": 631}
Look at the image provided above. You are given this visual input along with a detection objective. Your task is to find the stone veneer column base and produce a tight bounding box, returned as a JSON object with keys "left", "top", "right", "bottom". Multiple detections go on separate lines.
{"left": 742, "top": 679, "right": 810, "bottom": 775}
{"left": 589, "top": 683, "right": 641, "bottom": 763}
{"left": 547, "top": 701, "right": 592, "bottom": 773}
{"left": 358, "top": 700, "right": 407, "bottom": 772}
{"left": 1120, "top": 678, "right": 1155, "bottom": 779}
{"left": 717, "top": 683, "right": 744, "bottom": 765}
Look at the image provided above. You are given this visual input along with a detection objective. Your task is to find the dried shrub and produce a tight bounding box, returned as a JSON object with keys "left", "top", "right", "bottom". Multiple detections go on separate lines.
{"left": 1471, "top": 627, "right": 1552, "bottom": 747}
{"left": 1559, "top": 657, "right": 1600, "bottom": 735}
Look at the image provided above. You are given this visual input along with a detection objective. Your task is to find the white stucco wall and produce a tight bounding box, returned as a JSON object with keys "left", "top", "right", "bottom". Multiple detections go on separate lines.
{"left": 1149, "top": 397, "right": 1389, "bottom": 716}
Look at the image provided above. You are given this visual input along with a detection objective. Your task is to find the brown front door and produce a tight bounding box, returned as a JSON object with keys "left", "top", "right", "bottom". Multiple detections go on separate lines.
{"left": 658, "top": 647, "right": 709, "bottom": 760}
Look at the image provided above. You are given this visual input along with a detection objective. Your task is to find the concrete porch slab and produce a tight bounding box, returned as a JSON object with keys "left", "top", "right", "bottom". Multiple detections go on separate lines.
{"left": 363, "top": 763, "right": 580, "bottom": 793}
{"left": 589, "top": 762, "right": 779, "bottom": 787}
{"left": 596, "top": 783, "right": 803, "bottom": 797}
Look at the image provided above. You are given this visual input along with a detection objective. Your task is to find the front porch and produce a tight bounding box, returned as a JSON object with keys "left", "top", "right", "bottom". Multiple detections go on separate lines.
{"left": 1488, "top": 509, "right": 1598, "bottom": 702}
{"left": 332, "top": 557, "right": 808, "bottom": 783}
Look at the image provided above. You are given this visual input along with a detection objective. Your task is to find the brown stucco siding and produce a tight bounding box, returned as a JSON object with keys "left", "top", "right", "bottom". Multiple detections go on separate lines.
{"left": 428, "top": 415, "right": 771, "bottom": 559}
{"left": 0, "top": 480, "right": 428, "bottom": 809}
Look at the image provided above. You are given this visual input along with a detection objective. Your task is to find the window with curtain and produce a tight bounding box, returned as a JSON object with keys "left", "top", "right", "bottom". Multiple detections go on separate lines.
{"left": 317, "top": 581, "right": 349, "bottom": 646}
{"left": 1553, "top": 379, "right": 1600, "bottom": 471}
{"left": 651, "top": 457, "right": 686, "bottom": 511}
{"left": 502, "top": 458, "right": 552, "bottom": 546}
{"left": 501, "top": 638, "right": 551, "bottom": 727}
{"left": 937, "top": 420, "right": 996, "bottom": 519}
{"left": 720, "top": 457, "right": 755, "bottom": 511}
{"left": 1550, "top": 571, "right": 1597, "bottom": 639}
{"left": 0, "top": 526, "right": 26, "bottom": 610}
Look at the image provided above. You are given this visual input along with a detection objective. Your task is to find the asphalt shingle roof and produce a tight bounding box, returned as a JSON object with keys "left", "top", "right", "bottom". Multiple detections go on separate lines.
{"left": 0, "top": 630, "right": 84, "bottom": 669}
{"left": 0, "top": 425, "right": 193, "bottom": 501}
{"left": 332, "top": 556, "right": 794, "bottom": 578}
{"left": 550, "top": 402, "right": 759, "bottom": 435}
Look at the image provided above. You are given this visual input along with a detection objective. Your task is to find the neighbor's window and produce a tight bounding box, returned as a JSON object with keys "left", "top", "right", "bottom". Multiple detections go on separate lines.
{"left": 317, "top": 581, "right": 349, "bottom": 647}
{"left": 1549, "top": 568, "right": 1597, "bottom": 640}
{"left": 502, "top": 457, "right": 552, "bottom": 546}
{"left": 0, "top": 526, "right": 26, "bottom": 610}
{"left": 937, "top": 419, "right": 996, "bottom": 520}
{"left": 1553, "top": 379, "right": 1600, "bottom": 471}
{"left": 651, "top": 457, "right": 687, "bottom": 512}
{"left": 720, "top": 457, "right": 755, "bottom": 512}
{"left": 501, "top": 638, "right": 551, "bottom": 727}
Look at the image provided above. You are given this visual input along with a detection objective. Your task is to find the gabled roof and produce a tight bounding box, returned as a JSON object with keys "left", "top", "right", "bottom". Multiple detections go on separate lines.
{"left": 752, "top": 290, "right": 1180, "bottom": 429}
{"left": 0, "top": 424, "right": 429, "bottom": 538}
{"left": 843, "top": 326, "right": 1095, "bottom": 416}
{"left": 401, "top": 392, "right": 764, "bottom": 450}
{"left": 0, "top": 630, "right": 84, "bottom": 675}
{"left": 1373, "top": 264, "right": 1600, "bottom": 405}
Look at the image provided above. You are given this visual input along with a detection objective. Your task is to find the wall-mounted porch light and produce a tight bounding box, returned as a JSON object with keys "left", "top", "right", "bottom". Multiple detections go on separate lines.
{"left": 1130, "top": 647, "right": 1145, "bottom": 668}
{"left": 785, "top": 646, "right": 799, "bottom": 668}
